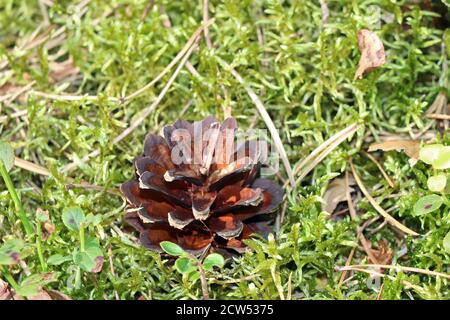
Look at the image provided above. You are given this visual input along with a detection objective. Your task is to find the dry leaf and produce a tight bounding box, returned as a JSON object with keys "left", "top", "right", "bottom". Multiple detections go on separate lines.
{"left": 36, "top": 208, "right": 55, "bottom": 240}
{"left": 45, "top": 289, "right": 72, "bottom": 300}
{"left": 92, "top": 256, "right": 104, "bottom": 273}
{"left": 370, "top": 240, "right": 393, "bottom": 266}
{"left": 28, "top": 288, "right": 53, "bottom": 300}
{"left": 354, "top": 29, "right": 386, "bottom": 80}
{"left": 322, "top": 175, "right": 356, "bottom": 214}
{"left": 0, "top": 279, "right": 13, "bottom": 300}
{"left": 368, "top": 140, "right": 420, "bottom": 166}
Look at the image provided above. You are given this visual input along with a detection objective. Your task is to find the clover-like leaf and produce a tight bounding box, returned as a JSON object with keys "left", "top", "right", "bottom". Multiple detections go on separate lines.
{"left": 74, "top": 242, "right": 103, "bottom": 273}
{"left": 62, "top": 207, "right": 85, "bottom": 231}
{"left": 160, "top": 241, "right": 185, "bottom": 256}
{"left": 0, "top": 141, "right": 14, "bottom": 172}
{"left": 419, "top": 144, "right": 443, "bottom": 165}
{"left": 174, "top": 257, "right": 196, "bottom": 274}
{"left": 47, "top": 254, "right": 72, "bottom": 266}
{"left": 427, "top": 174, "right": 447, "bottom": 192}
{"left": 0, "top": 239, "right": 24, "bottom": 265}
{"left": 413, "top": 195, "right": 444, "bottom": 216}
{"left": 433, "top": 146, "right": 450, "bottom": 170}
{"left": 74, "top": 237, "right": 104, "bottom": 273}
{"left": 427, "top": 173, "right": 447, "bottom": 192}
{"left": 203, "top": 253, "right": 225, "bottom": 271}
{"left": 16, "top": 273, "right": 55, "bottom": 297}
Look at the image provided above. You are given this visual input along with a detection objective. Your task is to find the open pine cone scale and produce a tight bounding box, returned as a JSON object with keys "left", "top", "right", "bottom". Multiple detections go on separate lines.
{"left": 121, "top": 116, "right": 283, "bottom": 256}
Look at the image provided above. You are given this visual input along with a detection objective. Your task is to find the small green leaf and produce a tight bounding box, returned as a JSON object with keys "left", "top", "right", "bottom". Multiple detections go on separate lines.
{"left": 174, "top": 257, "right": 196, "bottom": 273}
{"left": 419, "top": 144, "right": 443, "bottom": 165}
{"left": 74, "top": 244, "right": 104, "bottom": 273}
{"left": 0, "top": 239, "right": 24, "bottom": 265}
{"left": 427, "top": 174, "right": 447, "bottom": 192}
{"left": 188, "top": 271, "right": 200, "bottom": 282}
{"left": 0, "top": 141, "right": 15, "bottom": 172}
{"left": 413, "top": 195, "right": 444, "bottom": 216}
{"left": 62, "top": 207, "right": 85, "bottom": 231}
{"left": 443, "top": 231, "right": 450, "bottom": 254}
{"left": 160, "top": 241, "right": 185, "bottom": 256}
{"left": 203, "top": 253, "right": 225, "bottom": 271}
{"left": 16, "top": 273, "right": 55, "bottom": 297}
{"left": 47, "top": 254, "right": 71, "bottom": 266}
{"left": 433, "top": 146, "right": 450, "bottom": 170}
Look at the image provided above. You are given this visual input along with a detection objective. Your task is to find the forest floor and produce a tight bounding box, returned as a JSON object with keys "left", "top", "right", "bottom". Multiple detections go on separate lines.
{"left": 0, "top": 0, "right": 449, "bottom": 300}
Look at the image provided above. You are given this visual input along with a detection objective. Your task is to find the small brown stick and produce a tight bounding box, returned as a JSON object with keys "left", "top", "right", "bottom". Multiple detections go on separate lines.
{"left": 197, "top": 263, "right": 210, "bottom": 300}
{"left": 376, "top": 282, "right": 385, "bottom": 300}
{"left": 293, "top": 124, "right": 358, "bottom": 185}
{"left": 2, "top": 81, "right": 36, "bottom": 105}
{"left": 202, "top": 0, "right": 213, "bottom": 49}
{"left": 286, "top": 272, "right": 292, "bottom": 300}
{"left": 338, "top": 264, "right": 450, "bottom": 280}
{"left": 207, "top": 274, "right": 258, "bottom": 284}
{"left": 38, "top": 0, "right": 50, "bottom": 26}
{"left": 124, "top": 19, "right": 214, "bottom": 102}
{"left": 14, "top": 157, "right": 50, "bottom": 176}
{"left": 427, "top": 114, "right": 450, "bottom": 120}
{"left": 338, "top": 246, "right": 356, "bottom": 288}
{"left": 64, "top": 22, "right": 212, "bottom": 173}
{"left": 349, "top": 159, "right": 418, "bottom": 236}
{"left": 107, "top": 246, "right": 120, "bottom": 300}
{"left": 217, "top": 57, "right": 295, "bottom": 187}
{"left": 65, "top": 183, "right": 121, "bottom": 196}
{"left": 364, "top": 151, "right": 395, "bottom": 188}
{"left": 290, "top": 124, "right": 358, "bottom": 188}
{"left": 270, "top": 265, "right": 285, "bottom": 300}
{"left": 140, "top": 0, "right": 154, "bottom": 21}
{"left": 31, "top": 91, "right": 118, "bottom": 102}
{"left": 319, "top": 0, "right": 329, "bottom": 25}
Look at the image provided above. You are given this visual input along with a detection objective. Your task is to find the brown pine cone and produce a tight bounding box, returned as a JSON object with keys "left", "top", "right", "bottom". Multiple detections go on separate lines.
{"left": 121, "top": 116, "right": 283, "bottom": 256}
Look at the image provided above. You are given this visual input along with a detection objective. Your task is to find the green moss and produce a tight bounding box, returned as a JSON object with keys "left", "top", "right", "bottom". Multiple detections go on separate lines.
{"left": 0, "top": 0, "right": 448, "bottom": 299}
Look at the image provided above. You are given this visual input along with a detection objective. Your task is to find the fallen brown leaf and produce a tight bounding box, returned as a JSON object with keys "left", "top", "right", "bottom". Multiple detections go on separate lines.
{"left": 370, "top": 239, "right": 393, "bottom": 266}
{"left": 354, "top": 29, "right": 386, "bottom": 80}
{"left": 45, "top": 289, "right": 72, "bottom": 300}
{"left": 0, "top": 279, "right": 13, "bottom": 300}
{"left": 28, "top": 288, "right": 53, "bottom": 300}
{"left": 323, "top": 175, "right": 356, "bottom": 214}
{"left": 92, "top": 256, "right": 104, "bottom": 273}
{"left": 368, "top": 140, "right": 420, "bottom": 166}
{"left": 36, "top": 208, "right": 55, "bottom": 240}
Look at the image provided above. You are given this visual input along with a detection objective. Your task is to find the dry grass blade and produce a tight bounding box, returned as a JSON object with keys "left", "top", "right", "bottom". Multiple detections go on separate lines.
{"left": 294, "top": 124, "right": 357, "bottom": 178}
{"left": 270, "top": 265, "right": 285, "bottom": 300}
{"left": 14, "top": 157, "right": 50, "bottom": 176}
{"left": 319, "top": 0, "right": 329, "bottom": 24}
{"left": 427, "top": 114, "right": 450, "bottom": 120}
{"left": 294, "top": 124, "right": 358, "bottom": 184}
{"left": 364, "top": 151, "right": 395, "bottom": 188}
{"left": 124, "top": 19, "right": 214, "bottom": 102}
{"left": 202, "top": 0, "right": 213, "bottom": 49}
{"left": 287, "top": 272, "right": 292, "bottom": 300}
{"left": 31, "top": 91, "right": 119, "bottom": 102}
{"left": 338, "top": 264, "right": 450, "bottom": 280}
{"left": 338, "top": 246, "right": 356, "bottom": 288}
{"left": 217, "top": 57, "right": 295, "bottom": 188}
{"left": 349, "top": 160, "right": 419, "bottom": 236}
{"left": 64, "top": 21, "right": 212, "bottom": 173}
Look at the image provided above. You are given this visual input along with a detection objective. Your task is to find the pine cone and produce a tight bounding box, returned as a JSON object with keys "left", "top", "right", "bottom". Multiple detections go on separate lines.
{"left": 121, "top": 116, "right": 283, "bottom": 256}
